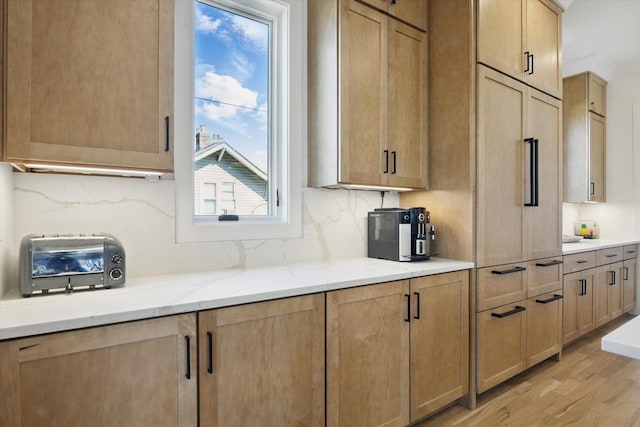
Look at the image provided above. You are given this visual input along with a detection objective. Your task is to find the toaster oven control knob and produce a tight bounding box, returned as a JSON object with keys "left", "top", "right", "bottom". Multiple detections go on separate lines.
{"left": 109, "top": 268, "right": 123, "bottom": 281}
{"left": 110, "top": 253, "right": 123, "bottom": 264}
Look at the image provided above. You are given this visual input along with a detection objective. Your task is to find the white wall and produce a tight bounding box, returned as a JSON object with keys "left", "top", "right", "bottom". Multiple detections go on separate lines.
{"left": 0, "top": 164, "right": 14, "bottom": 296}
{"left": 5, "top": 172, "right": 398, "bottom": 294}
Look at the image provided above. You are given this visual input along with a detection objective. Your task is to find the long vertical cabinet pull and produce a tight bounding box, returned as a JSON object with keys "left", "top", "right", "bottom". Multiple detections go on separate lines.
{"left": 624, "top": 267, "right": 629, "bottom": 281}
{"left": 609, "top": 271, "right": 616, "bottom": 286}
{"left": 207, "top": 331, "right": 214, "bottom": 374}
{"left": 165, "top": 116, "right": 171, "bottom": 152}
{"left": 524, "top": 138, "right": 539, "bottom": 207}
{"left": 579, "top": 279, "right": 586, "bottom": 296}
{"left": 384, "top": 150, "right": 389, "bottom": 174}
{"left": 184, "top": 336, "right": 191, "bottom": 380}
{"left": 391, "top": 151, "right": 397, "bottom": 174}
{"left": 413, "top": 292, "right": 420, "bottom": 320}
{"left": 524, "top": 51, "right": 531, "bottom": 73}
{"left": 404, "top": 294, "right": 411, "bottom": 322}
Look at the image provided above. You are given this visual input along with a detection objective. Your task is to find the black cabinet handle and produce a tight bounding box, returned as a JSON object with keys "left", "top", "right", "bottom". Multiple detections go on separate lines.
{"left": 576, "top": 260, "right": 588, "bottom": 264}
{"left": 624, "top": 267, "right": 629, "bottom": 281}
{"left": 536, "top": 260, "right": 563, "bottom": 267}
{"left": 392, "top": 151, "right": 397, "bottom": 174}
{"left": 590, "top": 182, "right": 595, "bottom": 196}
{"left": 626, "top": 250, "right": 637, "bottom": 255}
{"left": 609, "top": 271, "right": 616, "bottom": 285}
{"left": 536, "top": 294, "right": 563, "bottom": 304}
{"left": 524, "top": 138, "right": 539, "bottom": 207}
{"left": 404, "top": 294, "right": 411, "bottom": 322}
{"left": 524, "top": 51, "right": 531, "bottom": 73}
{"left": 165, "top": 116, "right": 170, "bottom": 152}
{"left": 529, "top": 53, "right": 534, "bottom": 74}
{"left": 207, "top": 331, "right": 214, "bottom": 374}
{"left": 185, "top": 335, "right": 191, "bottom": 380}
{"left": 413, "top": 292, "right": 420, "bottom": 320}
{"left": 605, "top": 254, "right": 618, "bottom": 258}
{"left": 579, "top": 279, "right": 586, "bottom": 296}
{"left": 492, "top": 306, "right": 526, "bottom": 318}
{"left": 384, "top": 150, "right": 389, "bottom": 174}
{"left": 491, "top": 266, "right": 526, "bottom": 275}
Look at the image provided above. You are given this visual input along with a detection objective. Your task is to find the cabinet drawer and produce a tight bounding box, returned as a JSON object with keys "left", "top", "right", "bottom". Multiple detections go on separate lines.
{"left": 526, "top": 291, "right": 562, "bottom": 367}
{"left": 527, "top": 258, "right": 563, "bottom": 297}
{"left": 563, "top": 251, "right": 596, "bottom": 274}
{"left": 477, "top": 265, "right": 527, "bottom": 312}
{"left": 623, "top": 244, "right": 639, "bottom": 260}
{"left": 596, "top": 247, "right": 624, "bottom": 265}
{"left": 476, "top": 303, "right": 526, "bottom": 393}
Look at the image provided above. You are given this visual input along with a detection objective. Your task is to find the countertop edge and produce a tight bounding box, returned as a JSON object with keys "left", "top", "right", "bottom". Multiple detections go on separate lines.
{"left": 562, "top": 239, "right": 640, "bottom": 255}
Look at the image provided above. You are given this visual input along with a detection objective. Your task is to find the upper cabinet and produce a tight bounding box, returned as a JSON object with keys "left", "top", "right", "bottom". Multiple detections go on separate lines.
{"left": 5, "top": 0, "right": 174, "bottom": 172}
{"left": 477, "top": 0, "right": 562, "bottom": 99}
{"left": 309, "top": 0, "right": 428, "bottom": 190}
{"left": 360, "top": 0, "right": 427, "bottom": 30}
{"left": 563, "top": 72, "right": 607, "bottom": 202}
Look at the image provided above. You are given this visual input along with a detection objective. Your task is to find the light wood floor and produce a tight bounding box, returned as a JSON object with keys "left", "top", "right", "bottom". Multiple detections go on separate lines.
{"left": 416, "top": 314, "right": 640, "bottom": 427}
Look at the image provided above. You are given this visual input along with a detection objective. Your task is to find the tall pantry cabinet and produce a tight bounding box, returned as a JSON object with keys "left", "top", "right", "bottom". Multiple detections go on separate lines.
{"left": 400, "top": 0, "right": 563, "bottom": 404}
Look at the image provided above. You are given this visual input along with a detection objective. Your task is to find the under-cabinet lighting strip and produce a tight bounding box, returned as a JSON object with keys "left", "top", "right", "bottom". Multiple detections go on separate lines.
{"left": 20, "top": 163, "right": 166, "bottom": 178}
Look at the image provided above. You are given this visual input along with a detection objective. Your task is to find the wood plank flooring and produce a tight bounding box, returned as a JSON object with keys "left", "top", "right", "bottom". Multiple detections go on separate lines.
{"left": 416, "top": 314, "right": 640, "bottom": 427}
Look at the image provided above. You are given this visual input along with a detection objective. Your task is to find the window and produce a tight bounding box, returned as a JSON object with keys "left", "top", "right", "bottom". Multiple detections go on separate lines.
{"left": 174, "top": 0, "right": 304, "bottom": 242}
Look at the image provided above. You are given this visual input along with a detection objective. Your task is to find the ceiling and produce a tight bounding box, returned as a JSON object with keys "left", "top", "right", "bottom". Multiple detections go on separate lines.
{"left": 559, "top": 0, "right": 640, "bottom": 81}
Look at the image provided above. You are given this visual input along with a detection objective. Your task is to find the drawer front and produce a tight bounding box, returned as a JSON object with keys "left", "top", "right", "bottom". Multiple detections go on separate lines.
{"left": 563, "top": 251, "right": 596, "bottom": 274}
{"left": 476, "top": 304, "right": 526, "bottom": 393}
{"left": 623, "top": 244, "right": 639, "bottom": 260}
{"left": 477, "top": 265, "right": 527, "bottom": 312}
{"left": 596, "top": 247, "right": 624, "bottom": 266}
{"left": 527, "top": 258, "right": 563, "bottom": 298}
{"left": 526, "top": 291, "right": 563, "bottom": 367}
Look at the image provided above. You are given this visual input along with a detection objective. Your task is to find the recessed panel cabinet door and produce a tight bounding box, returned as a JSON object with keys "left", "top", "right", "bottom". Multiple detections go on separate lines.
{"left": 198, "top": 295, "right": 325, "bottom": 427}
{"left": 0, "top": 314, "right": 197, "bottom": 426}
{"left": 477, "top": 66, "right": 526, "bottom": 267}
{"left": 526, "top": 89, "right": 562, "bottom": 260}
{"left": 6, "top": 0, "right": 174, "bottom": 171}
{"left": 326, "top": 280, "right": 410, "bottom": 427}
{"left": 524, "top": 0, "right": 562, "bottom": 98}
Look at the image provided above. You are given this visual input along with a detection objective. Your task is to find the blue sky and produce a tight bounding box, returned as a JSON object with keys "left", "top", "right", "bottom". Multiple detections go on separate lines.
{"left": 194, "top": 2, "right": 269, "bottom": 171}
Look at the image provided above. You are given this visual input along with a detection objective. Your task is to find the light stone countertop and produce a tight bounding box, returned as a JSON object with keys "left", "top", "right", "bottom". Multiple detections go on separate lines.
{"left": 562, "top": 238, "right": 640, "bottom": 255}
{"left": 601, "top": 315, "right": 640, "bottom": 360}
{"left": 0, "top": 257, "right": 473, "bottom": 340}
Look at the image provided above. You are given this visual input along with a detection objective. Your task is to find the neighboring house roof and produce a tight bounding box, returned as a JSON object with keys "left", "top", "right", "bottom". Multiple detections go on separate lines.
{"left": 195, "top": 142, "right": 267, "bottom": 182}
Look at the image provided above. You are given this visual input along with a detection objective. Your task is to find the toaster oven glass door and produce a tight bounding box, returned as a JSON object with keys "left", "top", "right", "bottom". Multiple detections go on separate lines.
{"left": 32, "top": 244, "right": 104, "bottom": 278}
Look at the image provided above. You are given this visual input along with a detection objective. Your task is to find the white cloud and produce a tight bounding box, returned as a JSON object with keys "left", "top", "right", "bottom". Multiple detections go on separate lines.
{"left": 231, "top": 15, "right": 268, "bottom": 52}
{"left": 195, "top": 8, "right": 222, "bottom": 34}
{"left": 195, "top": 71, "right": 258, "bottom": 121}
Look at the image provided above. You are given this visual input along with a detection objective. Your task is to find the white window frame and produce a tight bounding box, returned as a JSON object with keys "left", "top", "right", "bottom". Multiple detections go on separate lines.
{"left": 174, "top": 0, "right": 304, "bottom": 242}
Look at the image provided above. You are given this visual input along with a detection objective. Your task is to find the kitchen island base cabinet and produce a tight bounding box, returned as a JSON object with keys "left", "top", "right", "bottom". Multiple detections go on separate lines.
{"left": 326, "top": 271, "right": 469, "bottom": 426}
{"left": 0, "top": 314, "right": 197, "bottom": 426}
{"left": 198, "top": 294, "right": 325, "bottom": 427}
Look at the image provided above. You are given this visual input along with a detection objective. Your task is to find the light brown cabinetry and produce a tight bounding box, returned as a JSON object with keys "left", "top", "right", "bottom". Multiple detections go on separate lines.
{"left": 622, "top": 245, "right": 638, "bottom": 313}
{"left": 594, "top": 261, "right": 623, "bottom": 327}
{"left": 359, "top": 0, "right": 427, "bottom": 30}
{"left": 563, "top": 72, "right": 607, "bottom": 202}
{"left": 309, "top": 0, "right": 428, "bottom": 189}
{"left": 0, "top": 314, "right": 197, "bottom": 426}
{"left": 5, "top": 0, "right": 174, "bottom": 172}
{"left": 476, "top": 257, "right": 562, "bottom": 393}
{"left": 562, "top": 268, "right": 596, "bottom": 344}
{"left": 326, "top": 271, "right": 469, "bottom": 426}
{"left": 198, "top": 294, "right": 325, "bottom": 427}
{"left": 477, "top": 0, "right": 562, "bottom": 98}
{"left": 476, "top": 65, "right": 562, "bottom": 268}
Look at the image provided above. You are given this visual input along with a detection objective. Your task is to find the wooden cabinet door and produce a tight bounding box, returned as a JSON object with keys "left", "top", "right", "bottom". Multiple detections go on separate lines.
{"left": 409, "top": 271, "right": 468, "bottom": 422}
{"left": 0, "top": 314, "right": 197, "bottom": 427}
{"left": 477, "top": 0, "right": 525, "bottom": 82}
{"left": 524, "top": 0, "right": 562, "bottom": 98}
{"left": 327, "top": 280, "right": 410, "bottom": 427}
{"left": 595, "top": 264, "right": 620, "bottom": 327}
{"left": 609, "top": 262, "right": 624, "bottom": 320}
{"left": 526, "top": 291, "right": 562, "bottom": 367}
{"left": 389, "top": 0, "right": 427, "bottom": 31}
{"left": 340, "top": 0, "right": 387, "bottom": 186}
{"left": 388, "top": 18, "right": 428, "bottom": 189}
{"left": 588, "top": 73, "right": 607, "bottom": 116}
{"left": 526, "top": 89, "right": 562, "bottom": 260}
{"left": 589, "top": 113, "right": 606, "bottom": 202}
{"left": 477, "top": 66, "right": 526, "bottom": 267}
{"left": 6, "top": 0, "right": 174, "bottom": 171}
{"left": 477, "top": 303, "right": 527, "bottom": 393}
{"left": 198, "top": 295, "right": 325, "bottom": 427}
{"left": 623, "top": 259, "right": 637, "bottom": 313}
{"left": 562, "top": 269, "right": 595, "bottom": 344}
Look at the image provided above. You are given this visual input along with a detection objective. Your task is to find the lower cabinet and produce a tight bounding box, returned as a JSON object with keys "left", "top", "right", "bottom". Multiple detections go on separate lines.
{"left": 476, "top": 258, "right": 563, "bottom": 394}
{"left": 562, "top": 269, "right": 596, "bottom": 344}
{"left": 623, "top": 258, "right": 637, "bottom": 312}
{"left": 595, "top": 262, "right": 624, "bottom": 327}
{"left": 326, "top": 271, "right": 469, "bottom": 426}
{"left": 0, "top": 314, "right": 198, "bottom": 426}
{"left": 198, "top": 294, "right": 325, "bottom": 427}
